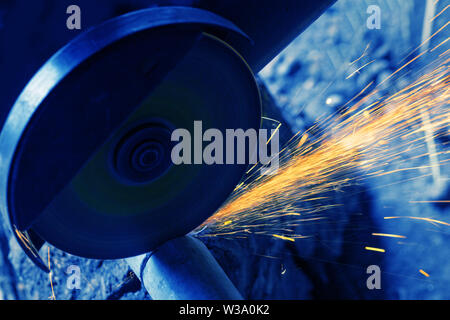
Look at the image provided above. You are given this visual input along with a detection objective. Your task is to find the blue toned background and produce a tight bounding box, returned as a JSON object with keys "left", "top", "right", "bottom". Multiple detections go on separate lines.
{"left": 0, "top": 0, "right": 448, "bottom": 299}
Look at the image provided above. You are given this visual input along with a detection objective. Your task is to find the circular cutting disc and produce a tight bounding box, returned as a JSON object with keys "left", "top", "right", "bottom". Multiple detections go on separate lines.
{"left": 0, "top": 8, "right": 261, "bottom": 259}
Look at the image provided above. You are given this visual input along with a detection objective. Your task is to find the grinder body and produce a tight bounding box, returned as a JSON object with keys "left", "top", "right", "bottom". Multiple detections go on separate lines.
{"left": 0, "top": 0, "right": 335, "bottom": 299}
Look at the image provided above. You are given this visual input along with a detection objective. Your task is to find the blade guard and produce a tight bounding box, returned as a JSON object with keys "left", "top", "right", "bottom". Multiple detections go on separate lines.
{"left": 0, "top": 7, "right": 252, "bottom": 271}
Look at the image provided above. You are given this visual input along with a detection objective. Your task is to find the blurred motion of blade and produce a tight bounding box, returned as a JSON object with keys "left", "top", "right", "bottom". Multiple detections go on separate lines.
{"left": 0, "top": 0, "right": 340, "bottom": 300}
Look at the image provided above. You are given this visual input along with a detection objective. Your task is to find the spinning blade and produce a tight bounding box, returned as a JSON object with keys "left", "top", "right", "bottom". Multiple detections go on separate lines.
{"left": 0, "top": 7, "right": 260, "bottom": 264}
{"left": 33, "top": 34, "right": 261, "bottom": 258}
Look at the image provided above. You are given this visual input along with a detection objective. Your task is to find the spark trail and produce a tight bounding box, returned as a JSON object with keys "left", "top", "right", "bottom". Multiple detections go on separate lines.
{"left": 196, "top": 54, "right": 450, "bottom": 241}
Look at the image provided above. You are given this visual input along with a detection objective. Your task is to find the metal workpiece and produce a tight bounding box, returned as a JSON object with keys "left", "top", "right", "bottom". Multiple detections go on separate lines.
{"left": 126, "top": 236, "right": 243, "bottom": 300}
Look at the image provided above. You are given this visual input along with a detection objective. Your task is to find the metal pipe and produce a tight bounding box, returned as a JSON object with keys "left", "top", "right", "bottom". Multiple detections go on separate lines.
{"left": 126, "top": 236, "right": 243, "bottom": 300}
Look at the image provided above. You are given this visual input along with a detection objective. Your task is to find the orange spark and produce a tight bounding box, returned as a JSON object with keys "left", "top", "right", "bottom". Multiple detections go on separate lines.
{"left": 48, "top": 247, "right": 56, "bottom": 300}
{"left": 419, "top": 269, "right": 430, "bottom": 277}
{"left": 372, "top": 233, "right": 407, "bottom": 239}
{"left": 365, "top": 247, "right": 386, "bottom": 253}
{"left": 196, "top": 46, "right": 449, "bottom": 242}
{"left": 272, "top": 234, "right": 295, "bottom": 242}
{"left": 430, "top": 4, "right": 449, "bottom": 22}
{"left": 384, "top": 216, "right": 450, "bottom": 227}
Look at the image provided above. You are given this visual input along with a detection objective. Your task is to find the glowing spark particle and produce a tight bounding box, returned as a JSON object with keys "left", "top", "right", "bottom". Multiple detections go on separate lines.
{"left": 281, "top": 265, "right": 287, "bottom": 275}
{"left": 342, "top": 81, "right": 374, "bottom": 109}
{"left": 409, "top": 200, "right": 450, "bottom": 204}
{"left": 372, "top": 233, "right": 406, "bottom": 239}
{"left": 379, "top": 50, "right": 428, "bottom": 87}
{"left": 297, "top": 133, "right": 308, "bottom": 148}
{"left": 430, "top": 4, "right": 449, "bottom": 22}
{"left": 419, "top": 269, "right": 430, "bottom": 277}
{"left": 430, "top": 37, "right": 449, "bottom": 52}
{"left": 233, "top": 182, "right": 245, "bottom": 190}
{"left": 14, "top": 228, "right": 38, "bottom": 258}
{"left": 267, "top": 123, "right": 282, "bottom": 145}
{"left": 350, "top": 43, "right": 371, "bottom": 65}
{"left": 48, "top": 247, "right": 56, "bottom": 300}
{"left": 384, "top": 216, "right": 450, "bottom": 227}
{"left": 196, "top": 41, "right": 450, "bottom": 244}
{"left": 346, "top": 60, "right": 376, "bottom": 79}
{"left": 365, "top": 247, "right": 386, "bottom": 253}
{"left": 400, "top": 20, "right": 450, "bottom": 64}
{"left": 272, "top": 234, "right": 295, "bottom": 242}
